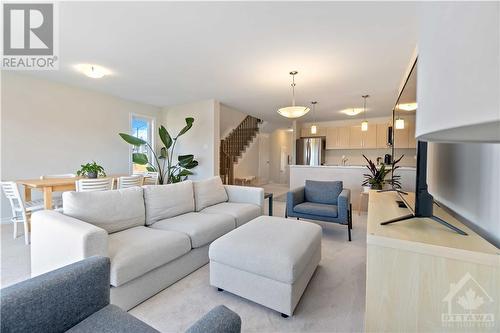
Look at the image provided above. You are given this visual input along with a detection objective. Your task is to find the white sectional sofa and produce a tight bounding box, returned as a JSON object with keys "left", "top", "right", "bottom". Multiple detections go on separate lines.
{"left": 30, "top": 177, "right": 264, "bottom": 310}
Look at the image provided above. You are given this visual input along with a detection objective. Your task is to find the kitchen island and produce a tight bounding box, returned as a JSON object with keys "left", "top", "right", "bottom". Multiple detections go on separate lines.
{"left": 289, "top": 165, "right": 416, "bottom": 211}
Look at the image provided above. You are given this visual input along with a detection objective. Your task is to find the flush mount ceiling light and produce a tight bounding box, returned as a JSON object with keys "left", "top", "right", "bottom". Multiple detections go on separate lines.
{"left": 340, "top": 108, "right": 364, "bottom": 116}
{"left": 398, "top": 102, "right": 418, "bottom": 111}
{"left": 74, "top": 64, "right": 110, "bottom": 79}
{"left": 310, "top": 101, "right": 318, "bottom": 134}
{"left": 277, "top": 71, "right": 310, "bottom": 119}
{"left": 361, "top": 94, "right": 369, "bottom": 131}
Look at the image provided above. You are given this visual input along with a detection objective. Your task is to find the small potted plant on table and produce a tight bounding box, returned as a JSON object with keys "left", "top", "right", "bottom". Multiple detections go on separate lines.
{"left": 362, "top": 155, "right": 403, "bottom": 190}
{"left": 76, "top": 161, "right": 106, "bottom": 178}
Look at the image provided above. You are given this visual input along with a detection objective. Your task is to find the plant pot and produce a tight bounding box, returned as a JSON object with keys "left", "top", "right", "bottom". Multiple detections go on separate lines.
{"left": 370, "top": 183, "right": 383, "bottom": 191}
{"left": 87, "top": 171, "right": 98, "bottom": 179}
{"left": 362, "top": 186, "right": 371, "bottom": 193}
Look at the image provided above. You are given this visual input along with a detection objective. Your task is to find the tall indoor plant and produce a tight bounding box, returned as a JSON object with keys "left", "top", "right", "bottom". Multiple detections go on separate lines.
{"left": 119, "top": 118, "right": 198, "bottom": 184}
{"left": 362, "top": 154, "right": 403, "bottom": 190}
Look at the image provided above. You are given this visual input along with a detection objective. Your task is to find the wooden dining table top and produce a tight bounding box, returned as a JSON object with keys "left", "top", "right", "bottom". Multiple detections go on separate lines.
{"left": 16, "top": 174, "right": 129, "bottom": 188}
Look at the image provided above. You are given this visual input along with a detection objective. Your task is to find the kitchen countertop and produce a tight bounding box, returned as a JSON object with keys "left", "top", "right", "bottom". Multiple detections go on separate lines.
{"left": 289, "top": 164, "right": 416, "bottom": 170}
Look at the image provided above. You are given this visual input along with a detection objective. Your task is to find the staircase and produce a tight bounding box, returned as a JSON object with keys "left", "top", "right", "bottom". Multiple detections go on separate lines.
{"left": 220, "top": 115, "right": 261, "bottom": 184}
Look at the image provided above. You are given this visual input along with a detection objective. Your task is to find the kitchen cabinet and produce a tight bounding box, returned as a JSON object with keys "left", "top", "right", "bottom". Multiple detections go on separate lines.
{"left": 394, "top": 125, "right": 409, "bottom": 149}
{"left": 407, "top": 120, "right": 416, "bottom": 148}
{"left": 349, "top": 125, "right": 377, "bottom": 149}
{"left": 376, "top": 123, "right": 390, "bottom": 148}
{"left": 301, "top": 126, "right": 326, "bottom": 138}
{"left": 326, "top": 127, "right": 350, "bottom": 149}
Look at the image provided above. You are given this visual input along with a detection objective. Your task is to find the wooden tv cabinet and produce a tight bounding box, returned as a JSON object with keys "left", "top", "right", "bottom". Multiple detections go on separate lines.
{"left": 365, "top": 191, "right": 499, "bottom": 332}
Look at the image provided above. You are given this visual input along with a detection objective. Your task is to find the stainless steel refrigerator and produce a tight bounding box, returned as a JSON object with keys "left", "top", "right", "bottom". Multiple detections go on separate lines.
{"left": 296, "top": 137, "right": 325, "bottom": 166}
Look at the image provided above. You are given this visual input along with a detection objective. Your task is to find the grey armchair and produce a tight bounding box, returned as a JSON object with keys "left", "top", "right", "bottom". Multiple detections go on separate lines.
{"left": 0, "top": 256, "right": 241, "bottom": 333}
{"left": 286, "top": 180, "right": 352, "bottom": 241}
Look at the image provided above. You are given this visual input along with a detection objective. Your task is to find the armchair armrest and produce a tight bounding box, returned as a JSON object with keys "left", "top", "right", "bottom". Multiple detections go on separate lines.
{"left": 1, "top": 256, "right": 110, "bottom": 333}
{"left": 286, "top": 186, "right": 305, "bottom": 217}
{"left": 31, "top": 210, "right": 108, "bottom": 277}
{"left": 337, "top": 188, "right": 351, "bottom": 222}
{"left": 185, "top": 305, "right": 241, "bottom": 333}
{"left": 224, "top": 185, "right": 264, "bottom": 213}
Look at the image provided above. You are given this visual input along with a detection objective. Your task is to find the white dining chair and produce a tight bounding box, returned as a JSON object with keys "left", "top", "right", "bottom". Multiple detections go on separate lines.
{"left": 117, "top": 175, "right": 143, "bottom": 189}
{"left": 39, "top": 173, "right": 76, "bottom": 179}
{"left": 1, "top": 181, "right": 45, "bottom": 244}
{"left": 142, "top": 172, "right": 159, "bottom": 185}
{"left": 75, "top": 178, "right": 113, "bottom": 192}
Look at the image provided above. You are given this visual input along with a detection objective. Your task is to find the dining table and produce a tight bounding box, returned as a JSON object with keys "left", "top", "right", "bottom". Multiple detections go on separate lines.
{"left": 16, "top": 174, "right": 127, "bottom": 210}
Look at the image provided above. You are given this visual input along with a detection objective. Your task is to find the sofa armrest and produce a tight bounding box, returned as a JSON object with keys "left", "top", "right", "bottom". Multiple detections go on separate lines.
{"left": 337, "top": 188, "right": 351, "bottom": 221}
{"left": 0, "top": 256, "right": 110, "bottom": 333}
{"left": 31, "top": 210, "right": 108, "bottom": 277}
{"left": 185, "top": 305, "right": 242, "bottom": 333}
{"left": 224, "top": 185, "right": 264, "bottom": 212}
{"left": 286, "top": 186, "right": 305, "bottom": 217}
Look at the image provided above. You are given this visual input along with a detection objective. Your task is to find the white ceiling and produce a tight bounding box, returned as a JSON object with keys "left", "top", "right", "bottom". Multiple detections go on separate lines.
{"left": 26, "top": 1, "right": 417, "bottom": 125}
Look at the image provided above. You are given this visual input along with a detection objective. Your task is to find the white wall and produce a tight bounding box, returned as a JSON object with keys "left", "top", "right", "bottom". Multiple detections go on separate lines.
{"left": 428, "top": 143, "right": 500, "bottom": 247}
{"left": 161, "top": 99, "right": 220, "bottom": 180}
{"left": 1, "top": 72, "right": 160, "bottom": 219}
{"left": 417, "top": 2, "right": 500, "bottom": 141}
{"left": 219, "top": 104, "right": 246, "bottom": 139}
{"left": 269, "top": 129, "right": 293, "bottom": 184}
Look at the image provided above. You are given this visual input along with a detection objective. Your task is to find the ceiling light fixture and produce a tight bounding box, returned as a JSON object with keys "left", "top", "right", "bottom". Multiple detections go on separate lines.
{"left": 361, "top": 94, "right": 369, "bottom": 131}
{"left": 340, "top": 108, "right": 363, "bottom": 116}
{"left": 395, "top": 117, "right": 405, "bottom": 129}
{"left": 398, "top": 102, "right": 417, "bottom": 111}
{"left": 277, "top": 71, "right": 310, "bottom": 119}
{"left": 75, "top": 64, "right": 110, "bottom": 79}
{"left": 310, "top": 101, "right": 318, "bottom": 134}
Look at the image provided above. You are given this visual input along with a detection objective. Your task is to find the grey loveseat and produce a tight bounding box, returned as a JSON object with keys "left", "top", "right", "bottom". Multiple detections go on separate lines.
{"left": 0, "top": 256, "right": 241, "bottom": 333}
{"left": 286, "top": 180, "right": 352, "bottom": 241}
{"left": 30, "top": 176, "right": 264, "bottom": 310}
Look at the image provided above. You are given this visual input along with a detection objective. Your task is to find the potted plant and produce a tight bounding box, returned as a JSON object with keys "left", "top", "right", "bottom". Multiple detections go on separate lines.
{"left": 76, "top": 161, "right": 106, "bottom": 179}
{"left": 362, "top": 155, "right": 403, "bottom": 190}
{"left": 119, "top": 117, "right": 198, "bottom": 184}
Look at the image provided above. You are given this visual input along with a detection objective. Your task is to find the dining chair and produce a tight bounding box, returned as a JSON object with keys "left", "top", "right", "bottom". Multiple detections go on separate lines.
{"left": 117, "top": 175, "right": 143, "bottom": 189}
{"left": 142, "top": 172, "right": 159, "bottom": 185}
{"left": 0, "top": 181, "right": 45, "bottom": 244}
{"left": 75, "top": 178, "right": 113, "bottom": 192}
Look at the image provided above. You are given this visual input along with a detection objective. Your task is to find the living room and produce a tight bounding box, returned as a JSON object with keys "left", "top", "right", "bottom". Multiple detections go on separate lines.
{"left": 1, "top": 1, "right": 499, "bottom": 333}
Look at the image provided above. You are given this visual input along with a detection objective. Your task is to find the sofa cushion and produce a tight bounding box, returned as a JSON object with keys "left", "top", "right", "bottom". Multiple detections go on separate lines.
{"left": 201, "top": 202, "right": 261, "bottom": 227}
{"left": 294, "top": 202, "right": 338, "bottom": 218}
{"left": 193, "top": 176, "right": 228, "bottom": 212}
{"left": 143, "top": 181, "right": 195, "bottom": 225}
{"left": 63, "top": 187, "right": 145, "bottom": 234}
{"left": 304, "top": 180, "right": 343, "bottom": 205}
{"left": 151, "top": 212, "right": 235, "bottom": 248}
{"left": 108, "top": 226, "right": 191, "bottom": 286}
{"left": 66, "top": 304, "right": 160, "bottom": 333}
{"left": 209, "top": 216, "right": 322, "bottom": 284}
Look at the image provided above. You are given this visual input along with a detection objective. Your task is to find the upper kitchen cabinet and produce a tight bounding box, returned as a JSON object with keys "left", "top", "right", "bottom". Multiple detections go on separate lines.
{"left": 376, "top": 123, "right": 390, "bottom": 148}
{"left": 326, "top": 127, "right": 350, "bottom": 149}
{"left": 349, "top": 125, "right": 377, "bottom": 149}
{"left": 417, "top": 2, "right": 500, "bottom": 142}
{"left": 301, "top": 126, "right": 326, "bottom": 138}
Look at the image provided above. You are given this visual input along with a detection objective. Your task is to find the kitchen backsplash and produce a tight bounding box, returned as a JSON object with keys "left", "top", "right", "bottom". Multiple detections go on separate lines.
{"left": 325, "top": 148, "right": 417, "bottom": 167}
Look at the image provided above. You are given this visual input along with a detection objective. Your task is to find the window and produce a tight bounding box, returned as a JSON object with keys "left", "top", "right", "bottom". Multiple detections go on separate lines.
{"left": 130, "top": 114, "right": 154, "bottom": 173}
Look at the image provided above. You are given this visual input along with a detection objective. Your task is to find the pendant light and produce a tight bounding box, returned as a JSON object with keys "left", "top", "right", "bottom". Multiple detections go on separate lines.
{"left": 394, "top": 104, "right": 405, "bottom": 129}
{"left": 277, "top": 71, "right": 310, "bottom": 118}
{"left": 310, "top": 101, "right": 318, "bottom": 134}
{"left": 361, "top": 94, "right": 369, "bottom": 131}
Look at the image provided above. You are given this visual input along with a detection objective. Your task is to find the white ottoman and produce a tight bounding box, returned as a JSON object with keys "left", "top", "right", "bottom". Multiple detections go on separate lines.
{"left": 209, "top": 216, "right": 322, "bottom": 317}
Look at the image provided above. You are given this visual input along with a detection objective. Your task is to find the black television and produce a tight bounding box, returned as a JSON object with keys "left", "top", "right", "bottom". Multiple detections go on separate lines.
{"left": 379, "top": 59, "right": 467, "bottom": 235}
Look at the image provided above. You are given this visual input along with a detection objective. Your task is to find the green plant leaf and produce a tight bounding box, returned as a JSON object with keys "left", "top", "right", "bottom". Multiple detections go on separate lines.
{"left": 146, "top": 166, "right": 156, "bottom": 172}
{"left": 183, "top": 160, "right": 198, "bottom": 169}
{"left": 159, "top": 147, "right": 168, "bottom": 159}
{"left": 176, "top": 117, "right": 194, "bottom": 137}
{"left": 178, "top": 154, "right": 194, "bottom": 165}
{"left": 178, "top": 169, "right": 194, "bottom": 177}
{"left": 159, "top": 126, "right": 173, "bottom": 149}
{"left": 133, "top": 153, "right": 149, "bottom": 165}
{"left": 119, "top": 133, "right": 147, "bottom": 146}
